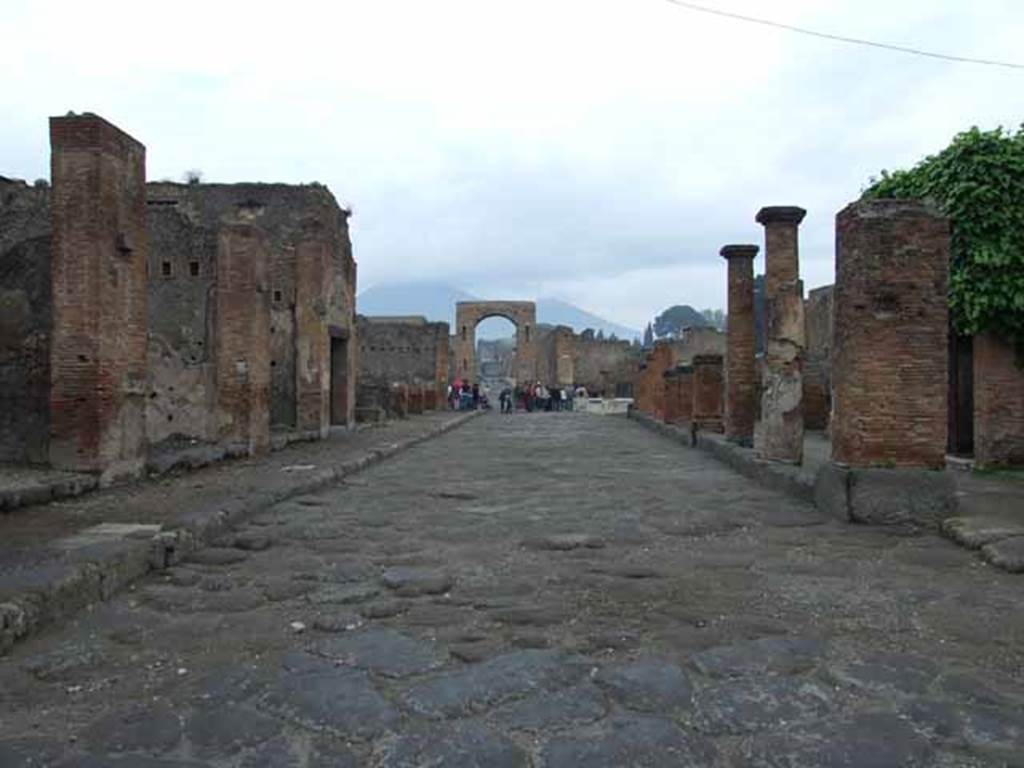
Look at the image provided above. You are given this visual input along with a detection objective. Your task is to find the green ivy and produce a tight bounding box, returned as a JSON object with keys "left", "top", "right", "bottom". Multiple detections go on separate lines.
{"left": 862, "top": 126, "right": 1024, "bottom": 360}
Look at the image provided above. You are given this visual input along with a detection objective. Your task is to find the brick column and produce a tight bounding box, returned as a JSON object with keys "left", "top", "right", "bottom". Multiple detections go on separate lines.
{"left": 677, "top": 365, "right": 694, "bottom": 424}
{"left": 720, "top": 244, "right": 758, "bottom": 445}
{"left": 974, "top": 332, "right": 1024, "bottom": 467}
{"left": 49, "top": 114, "right": 148, "bottom": 481}
{"left": 755, "top": 206, "right": 806, "bottom": 463}
{"left": 833, "top": 200, "right": 949, "bottom": 468}
{"left": 692, "top": 354, "right": 723, "bottom": 432}
{"left": 663, "top": 369, "right": 681, "bottom": 424}
{"left": 215, "top": 222, "right": 271, "bottom": 456}
{"left": 295, "top": 219, "right": 331, "bottom": 437}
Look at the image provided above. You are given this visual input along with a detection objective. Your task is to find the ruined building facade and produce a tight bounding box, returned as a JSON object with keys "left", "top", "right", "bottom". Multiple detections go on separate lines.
{"left": 1, "top": 113, "right": 357, "bottom": 482}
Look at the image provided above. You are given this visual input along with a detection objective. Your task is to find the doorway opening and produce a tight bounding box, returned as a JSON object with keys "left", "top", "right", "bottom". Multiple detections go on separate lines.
{"left": 330, "top": 335, "right": 349, "bottom": 426}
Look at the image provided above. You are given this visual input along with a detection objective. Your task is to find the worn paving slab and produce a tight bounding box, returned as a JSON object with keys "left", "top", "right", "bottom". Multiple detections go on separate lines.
{"left": 0, "top": 413, "right": 1022, "bottom": 766}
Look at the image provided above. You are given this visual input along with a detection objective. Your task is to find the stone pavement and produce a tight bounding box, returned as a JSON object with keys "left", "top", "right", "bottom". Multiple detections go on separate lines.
{"left": 1, "top": 413, "right": 1023, "bottom": 766}
{"left": 0, "top": 411, "right": 479, "bottom": 653}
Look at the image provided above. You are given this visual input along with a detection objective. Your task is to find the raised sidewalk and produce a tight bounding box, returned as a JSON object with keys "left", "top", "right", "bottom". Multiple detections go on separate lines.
{"left": 0, "top": 411, "right": 480, "bottom": 653}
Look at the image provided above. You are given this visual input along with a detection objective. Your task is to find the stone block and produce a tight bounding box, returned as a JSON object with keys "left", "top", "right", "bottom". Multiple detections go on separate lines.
{"left": 814, "top": 462, "right": 955, "bottom": 529}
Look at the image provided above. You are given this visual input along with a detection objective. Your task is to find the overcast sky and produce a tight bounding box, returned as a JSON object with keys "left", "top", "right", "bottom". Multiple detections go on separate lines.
{"left": 3, "top": 0, "right": 1022, "bottom": 328}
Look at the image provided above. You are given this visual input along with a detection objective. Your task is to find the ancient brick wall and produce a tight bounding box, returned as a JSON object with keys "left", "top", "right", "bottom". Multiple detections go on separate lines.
{"left": 633, "top": 342, "right": 677, "bottom": 415}
{"left": 145, "top": 182, "right": 357, "bottom": 434}
{"left": 974, "top": 333, "right": 1024, "bottom": 467}
{"left": 0, "top": 179, "right": 52, "bottom": 464}
{"left": 49, "top": 114, "right": 148, "bottom": 480}
{"left": 572, "top": 334, "right": 642, "bottom": 397}
{"left": 721, "top": 245, "right": 757, "bottom": 444}
{"left": 692, "top": 354, "right": 724, "bottom": 432}
{"left": 832, "top": 199, "right": 949, "bottom": 468}
{"left": 357, "top": 316, "right": 450, "bottom": 388}
{"left": 215, "top": 222, "right": 271, "bottom": 455}
{"left": 804, "top": 285, "right": 834, "bottom": 431}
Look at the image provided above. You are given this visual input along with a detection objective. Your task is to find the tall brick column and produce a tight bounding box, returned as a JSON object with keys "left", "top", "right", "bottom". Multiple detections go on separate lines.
{"left": 49, "top": 114, "right": 148, "bottom": 481}
{"left": 755, "top": 206, "right": 806, "bottom": 464}
{"left": 832, "top": 200, "right": 949, "bottom": 468}
{"left": 692, "top": 354, "right": 724, "bottom": 432}
{"left": 720, "top": 244, "right": 758, "bottom": 445}
{"left": 295, "top": 219, "right": 331, "bottom": 437}
{"left": 215, "top": 222, "right": 271, "bottom": 456}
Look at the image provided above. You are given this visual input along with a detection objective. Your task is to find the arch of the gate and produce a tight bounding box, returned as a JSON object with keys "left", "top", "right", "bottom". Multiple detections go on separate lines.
{"left": 455, "top": 301, "right": 537, "bottom": 385}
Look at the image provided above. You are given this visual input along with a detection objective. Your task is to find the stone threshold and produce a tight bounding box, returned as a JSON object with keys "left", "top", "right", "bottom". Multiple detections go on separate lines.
{"left": 629, "top": 410, "right": 1024, "bottom": 575}
{"left": 0, "top": 410, "right": 482, "bottom": 655}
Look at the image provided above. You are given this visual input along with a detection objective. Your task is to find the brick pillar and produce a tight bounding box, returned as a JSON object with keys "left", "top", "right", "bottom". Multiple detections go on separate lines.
{"left": 974, "top": 333, "right": 1024, "bottom": 467}
{"left": 720, "top": 244, "right": 758, "bottom": 445}
{"left": 755, "top": 206, "right": 806, "bottom": 463}
{"left": 434, "top": 323, "right": 450, "bottom": 407}
{"left": 832, "top": 199, "right": 949, "bottom": 468}
{"left": 294, "top": 219, "right": 331, "bottom": 437}
{"left": 677, "top": 365, "right": 694, "bottom": 423}
{"left": 49, "top": 114, "right": 148, "bottom": 481}
{"left": 215, "top": 222, "right": 271, "bottom": 455}
{"left": 663, "top": 369, "right": 681, "bottom": 424}
{"left": 692, "top": 354, "right": 723, "bottom": 432}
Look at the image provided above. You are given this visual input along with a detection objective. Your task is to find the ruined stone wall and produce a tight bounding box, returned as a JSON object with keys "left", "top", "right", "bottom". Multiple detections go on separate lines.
{"left": 692, "top": 354, "right": 724, "bottom": 432}
{"left": 677, "top": 327, "right": 726, "bottom": 363}
{"left": 572, "top": 335, "right": 641, "bottom": 397}
{"left": 804, "top": 285, "right": 834, "bottom": 431}
{"left": 145, "top": 182, "right": 356, "bottom": 435}
{"left": 356, "top": 316, "right": 449, "bottom": 420}
{"left": 832, "top": 200, "right": 949, "bottom": 469}
{"left": 49, "top": 115, "right": 148, "bottom": 480}
{"left": 974, "top": 333, "right": 1024, "bottom": 467}
{"left": 633, "top": 342, "right": 677, "bottom": 415}
{"left": 0, "top": 179, "right": 52, "bottom": 464}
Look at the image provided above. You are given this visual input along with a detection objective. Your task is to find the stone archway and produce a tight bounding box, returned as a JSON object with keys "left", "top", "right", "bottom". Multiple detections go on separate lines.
{"left": 455, "top": 301, "right": 537, "bottom": 385}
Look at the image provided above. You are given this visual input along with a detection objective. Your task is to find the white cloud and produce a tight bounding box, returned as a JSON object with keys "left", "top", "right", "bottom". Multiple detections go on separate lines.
{"left": 3, "top": 0, "right": 1022, "bottom": 325}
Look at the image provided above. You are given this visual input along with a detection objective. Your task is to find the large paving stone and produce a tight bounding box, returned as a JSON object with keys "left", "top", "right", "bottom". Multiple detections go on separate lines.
{"left": 593, "top": 660, "right": 694, "bottom": 714}
{"left": 260, "top": 663, "right": 399, "bottom": 740}
{"left": 692, "top": 677, "right": 835, "bottom": 735}
{"left": 982, "top": 536, "right": 1024, "bottom": 573}
{"left": 184, "top": 548, "right": 249, "bottom": 566}
{"left": 488, "top": 605, "right": 565, "bottom": 627}
{"left": 376, "top": 721, "right": 529, "bottom": 768}
{"left": 401, "top": 650, "right": 586, "bottom": 718}
{"left": 0, "top": 739, "right": 68, "bottom": 767}
{"left": 903, "top": 697, "right": 1024, "bottom": 756}
{"left": 827, "top": 652, "right": 939, "bottom": 697}
{"left": 381, "top": 567, "right": 455, "bottom": 596}
{"left": 942, "top": 517, "right": 1024, "bottom": 550}
{"left": 522, "top": 534, "right": 606, "bottom": 551}
{"left": 57, "top": 758, "right": 212, "bottom": 768}
{"left": 184, "top": 704, "right": 283, "bottom": 757}
{"left": 739, "top": 712, "right": 934, "bottom": 767}
{"left": 539, "top": 715, "right": 719, "bottom": 767}
{"left": 307, "top": 583, "right": 380, "bottom": 606}
{"left": 238, "top": 737, "right": 302, "bottom": 768}
{"left": 80, "top": 700, "right": 183, "bottom": 755}
{"left": 689, "top": 636, "right": 827, "bottom": 678}
{"left": 312, "top": 628, "right": 445, "bottom": 678}
{"left": 490, "top": 682, "right": 607, "bottom": 732}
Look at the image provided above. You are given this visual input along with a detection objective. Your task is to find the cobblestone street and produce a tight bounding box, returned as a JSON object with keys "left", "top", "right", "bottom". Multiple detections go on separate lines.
{"left": 2, "top": 413, "right": 1023, "bottom": 767}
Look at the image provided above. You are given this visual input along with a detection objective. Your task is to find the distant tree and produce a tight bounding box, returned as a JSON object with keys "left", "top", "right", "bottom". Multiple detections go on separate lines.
{"left": 642, "top": 323, "right": 654, "bottom": 348}
{"left": 596, "top": 329, "right": 605, "bottom": 341}
{"left": 653, "top": 305, "right": 710, "bottom": 339}
{"left": 183, "top": 169, "right": 203, "bottom": 185}
{"left": 608, "top": 332, "right": 618, "bottom": 342}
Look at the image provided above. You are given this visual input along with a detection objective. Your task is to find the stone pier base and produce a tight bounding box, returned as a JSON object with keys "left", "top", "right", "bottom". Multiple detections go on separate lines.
{"left": 815, "top": 463, "right": 956, "bottom": 528}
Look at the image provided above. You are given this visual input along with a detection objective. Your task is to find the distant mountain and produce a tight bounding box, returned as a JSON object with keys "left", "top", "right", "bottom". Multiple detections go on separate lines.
{"left": 356, "top": 282, "right": 640, "bottom": 341}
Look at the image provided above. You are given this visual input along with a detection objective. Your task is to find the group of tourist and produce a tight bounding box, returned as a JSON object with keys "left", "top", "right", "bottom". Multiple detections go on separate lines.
{"left": 447, "top": 380, "right": 486, "bottom": 411}
{"left": 448, "top": 380, "right": 589, "bottom": 414}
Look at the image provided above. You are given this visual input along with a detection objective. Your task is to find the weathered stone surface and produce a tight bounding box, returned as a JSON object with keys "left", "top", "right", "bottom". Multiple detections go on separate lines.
{"left": 312, "top": 612, "right": 362, "bottom": 633}
{"left": 692, "top": 677, "right": 834, "bottom": 735}
{"left": 313, "top": 628, "right": 444, "bottom": 678}
{"left": 80, "top": 700, "right": 183, "bottom": 755}
{"left": 739, "top": 712, "right": 934, "bottom": 767}
{"left": 259, "top": 578, "right": 315, "bottom": 603}
{"left": 903, "top": 697, "right": 1024, "bottom": 755}
{"left": 828, "top": 652, "right": 939, "bottom": 697}
{"left": 381, "top": 567, "right": 454, "bottom": 596}
{"left": 848, "top": 469, "right": 957, "bottom": 528}
{"left": 233, "top": 532, "right": 272, "bottom": 552}
{"left": 490, "top": 683, "right": 607, "bottom": 732}
{"left": 359, "top": 600, "right": 407, "bottom": 619}
{"left": 942, "top": 517, "right": 1024, "bottom": 550}
{"left": 0, "top": 739, "right": 67, "bottom": 768}
{"left": 488, "top": 605, "right": 564, "bottom": 627}
{"left": 540, "top": 715, "right": 719, "bottom": 767}
{"left": 307, "top": 583, "right": 380, "bottom": 605}
{"left": 522, "top": 534, "right": 605, "bottom": 551}
{"left": 57, "top": 757, "right": 212, "bottom": 768}
{"left": 594, "top": 660, "right": 694, "bottom": 713}
{"left": 376, "top": 721, "right": 529, "bottom": 768}
{"left": 185, "top": 548, "right": 249, "bottom": 566}
{"left": 401, "top": 650, "right": 585, "bottom": 717}
{"left": 981, "top": 536, "right": 1024, "bottom": 573}
{"left": 185, "top": 705, "right": 283, "bottom": 756}
{"left": 689, "top": 636, "right": 827, "bottom": 678}
{"left": 260, "top": 665, "right": 399, "bottom": 740}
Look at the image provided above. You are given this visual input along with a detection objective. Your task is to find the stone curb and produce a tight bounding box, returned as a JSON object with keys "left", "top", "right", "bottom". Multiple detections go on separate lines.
{"left": 0, "top": 474, "right": 100, "bottom": 515}
{"left": 0, "top": 411, "right": 482, "bottom": 655}
{"left": 629, "top": 410, "right": 1021, "bottom": 574}
{"left": 628, "top": 411, "right": 815, "bottom": 504}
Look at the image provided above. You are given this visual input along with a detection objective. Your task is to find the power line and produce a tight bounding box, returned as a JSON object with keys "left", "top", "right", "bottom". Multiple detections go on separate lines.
{"left": 662, "top": 0, "right": 1024, "bottom": 71}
